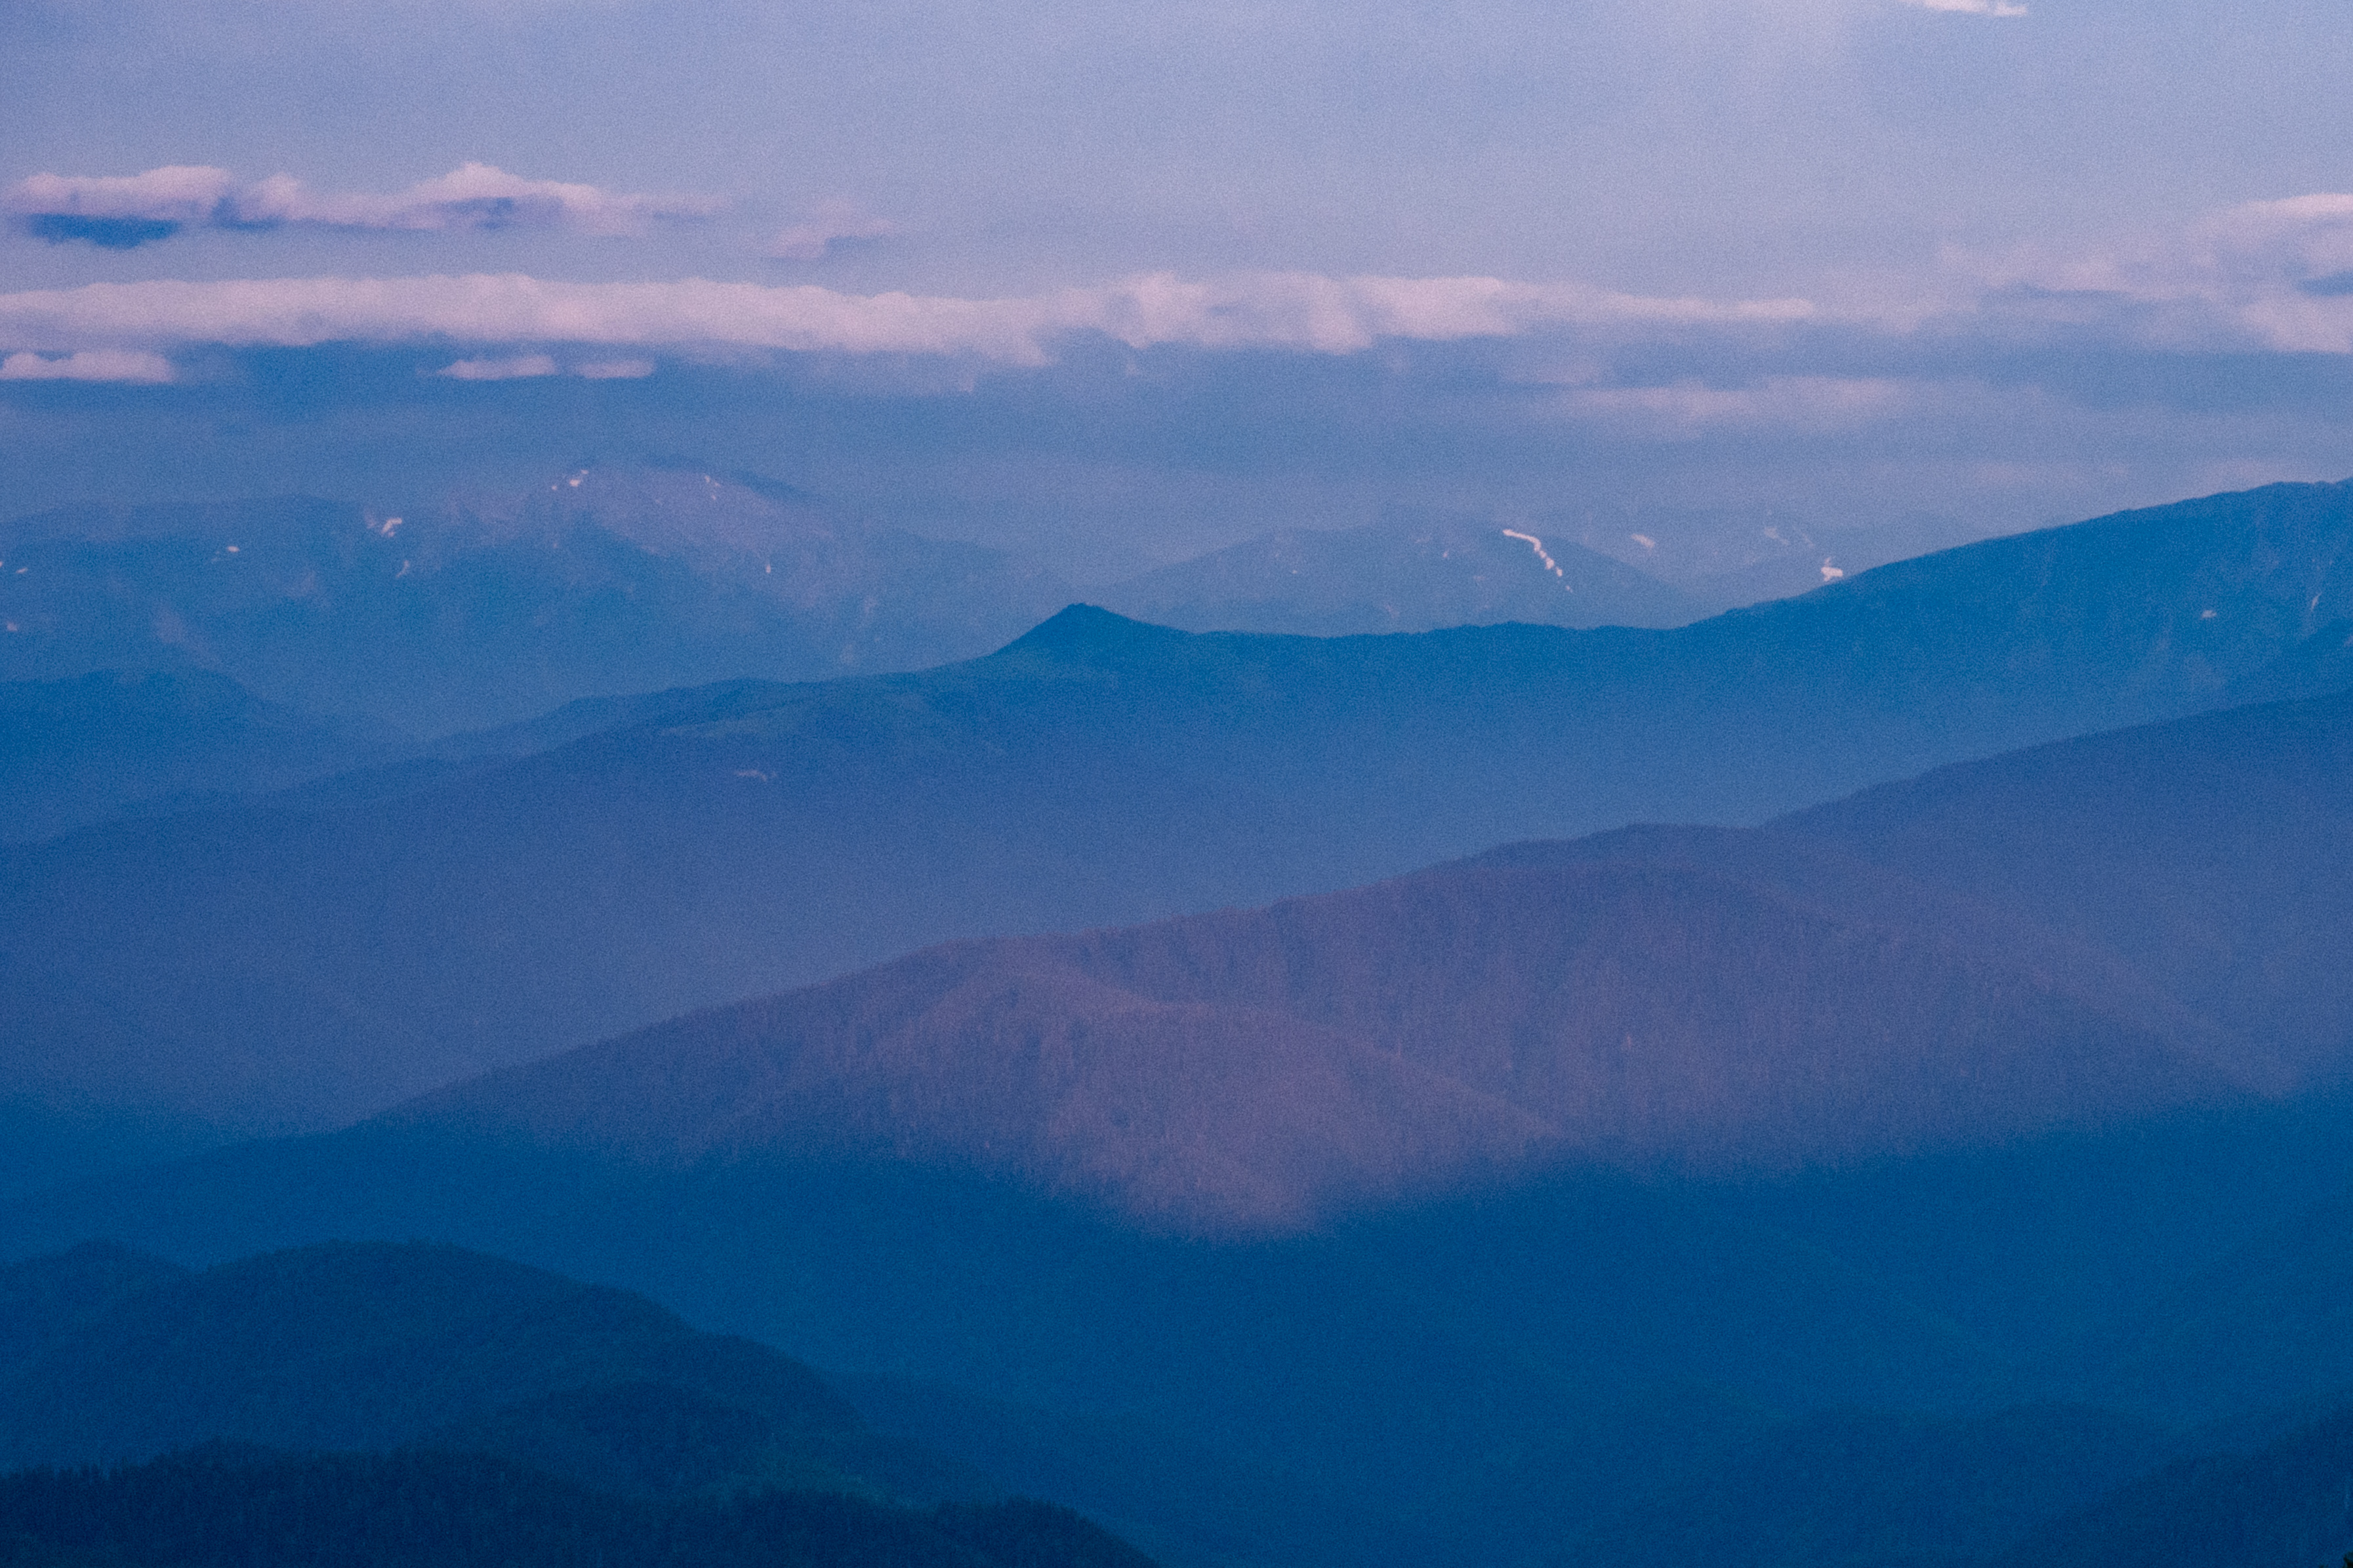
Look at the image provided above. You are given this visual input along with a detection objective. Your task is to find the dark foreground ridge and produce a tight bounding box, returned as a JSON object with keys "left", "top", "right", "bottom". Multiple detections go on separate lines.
{"left": 0, "top": 1239, "right": 943, "bottom": 1495}
{"left": 0, "top": 1447, "right": 1152, "bottom": 1568}
{"left": 0, "top": 1239, "right": 1157, "bottom": 1567}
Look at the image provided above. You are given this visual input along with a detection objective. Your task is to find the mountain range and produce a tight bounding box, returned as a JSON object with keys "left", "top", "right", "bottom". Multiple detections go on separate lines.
{"left": 0, "top": 667, "right": 398, "bottom": 843}
{"left": 5, "top": 478, "right": 2349, "bottom": 1150}
{"left": 10, "top": 475, "right": 2353, "bottom": 1567}
{"left": 1553, "top": 504, "right": 2001, "bottom": 606}
{"left": 393, "top": 675, "right": 2353, "bottom": 1234}
{"left": 24, "top": 1231, "right": 2353, "bottom": 1568}
{"left": 9, "top": 671, "right": 2353, "bottom": 1565}
{"left": 0, "top": 467, "right": 1073, "bottom": 735}
{"left": 16, "top": 1106, "right": 2353, "bottom": 1567}
{"left": 1093, "top": 508, "right": 1712, "bottom": 633}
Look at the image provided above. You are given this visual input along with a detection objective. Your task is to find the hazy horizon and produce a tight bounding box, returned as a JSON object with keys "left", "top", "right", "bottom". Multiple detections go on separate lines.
{"left": 8, "top": 1, "right": 2353, "bottom": 576}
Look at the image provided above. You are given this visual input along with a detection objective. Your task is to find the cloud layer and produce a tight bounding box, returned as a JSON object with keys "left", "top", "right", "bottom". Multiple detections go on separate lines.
{"left": 5, "top": 163, "right": 723, "bottom": 247}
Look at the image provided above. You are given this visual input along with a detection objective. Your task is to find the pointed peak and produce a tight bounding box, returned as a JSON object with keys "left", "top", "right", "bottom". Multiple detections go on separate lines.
{"left": 992, "top": 603, "right": 1196, "bottom": 659}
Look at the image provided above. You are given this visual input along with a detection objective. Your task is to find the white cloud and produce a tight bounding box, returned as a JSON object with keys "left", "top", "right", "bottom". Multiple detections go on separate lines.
{"left": 6, "top": 167, "right": 237, "bottom": 224}
{"left": 434, "top": 352, "right": 559, "bottom": 380}
{"left": 0, "top": 349, "right": 175, "bottom": 383}
{"left": 0, "top": 270, "right": 1818, "bottom": 366}
{"left": 1896, "top": 0, "right": 2027, "bottom": 15}
{"left": 1557, "top": 376, "right": 1912, "bottom": 434}
{"left": 768, "top": 200, "right": 901, "bottom": 261}
{"left": 230, "top": 163, "right": 722, "bottom": 235}
{"left": 1956, "top": 190, "right": 2353, "bottom": 353}
{"left": 5, "top": 163, "right": 722, "bottom": 245}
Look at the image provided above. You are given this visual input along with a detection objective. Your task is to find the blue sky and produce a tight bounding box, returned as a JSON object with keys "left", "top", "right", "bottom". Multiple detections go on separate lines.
{"left": 5, "top": 0, "right": 2352, "bottom": 573}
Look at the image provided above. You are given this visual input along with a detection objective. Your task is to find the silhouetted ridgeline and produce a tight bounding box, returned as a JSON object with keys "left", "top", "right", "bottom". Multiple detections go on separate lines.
{"left": 9, "top": 1228, "right": 2353, "bottom": 1568}
{"left": 0, "top": 1240, "right": 1163, "bottom": 1567}
{"left": 1994, "top": 1404, "right": 2353, "bottom": 1568}
{"left": 0, "top": 1239, "right": 956, "bottom": 1498}
{"left": 0, "top": 1447, "right": 1152, "bottom": 1568}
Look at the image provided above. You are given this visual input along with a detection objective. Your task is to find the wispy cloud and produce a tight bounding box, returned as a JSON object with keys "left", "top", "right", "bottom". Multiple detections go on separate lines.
{"left": 0, "top": 349, "right": 175, "bottom": 383}
{"left": 1897, "top": 0, "right": 2028, "bottom": 15}
{"left": 1557, "top": 376, "right": 1912, "bottom": 435}
{"left": 433, "top": 352, "right": 656, "bottom": 380}
{"left": 1957, "top": 190, "right": 2353, "bottom": 352}
{"left": 5, "top": 167, "right": 237, "bottom": 249}
{"left": 0, "top": 271, "right": 1818, "bottom": 365}
{"left": 434, "top": 353, "right": 559, "bottom": 380}
{"left": 768, "top": 200, "right": 901, "bottom": 261}
{"left": 5, "top": 163, "right": 724, "bottom": 247}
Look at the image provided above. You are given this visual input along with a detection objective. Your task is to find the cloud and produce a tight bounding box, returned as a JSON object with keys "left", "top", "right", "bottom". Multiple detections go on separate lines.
{"left": 0, "top": 270, "right": 1818, "bottom": 366}
{"left": 1557, "top": 376, "right": 1912, "bottom": 435}
{"left": 232, "top": 163, "right": 723, "bottom": 236}
{"left": 435, "top": 353, "right": 559, "bottom": 380}
{"left": 768, "top": 200, "right": 901, "bottom": 261}
{"left": 0, "top": 349, "right": 175, "bottom": 383}
{"left": 1896, "top": 0, "right": 2027, "bottom": 15}
{"left": 5, "top": 166, "right": 237, "bottom": 248}
{"left": 5, "top": 164, "right": 722, "bottom": 246}
{"left": 434, "top": 353, "right": 655, "bottom": 380}
{"left": 1956, "top": 190, "right": 2353, "bottom": 353}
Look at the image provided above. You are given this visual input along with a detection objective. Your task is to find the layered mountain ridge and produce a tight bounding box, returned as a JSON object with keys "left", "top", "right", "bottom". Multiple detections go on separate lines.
{"left": 1094, "top": 510, "right": 1711, "bottom": 633}
{"left": 5, "top": 478, "right": 2350, "bottom": 1141}
{"left": 0, "top": 466, "right": 1072, "bottom": 734}
{"left": 384, "top": 681, "right": 2350, "bottom": 1232}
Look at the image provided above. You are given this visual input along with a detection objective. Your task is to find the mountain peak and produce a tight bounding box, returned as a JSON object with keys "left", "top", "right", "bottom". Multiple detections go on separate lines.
{"left": 991, "top": 603, "right": 1197, "bottom": 660}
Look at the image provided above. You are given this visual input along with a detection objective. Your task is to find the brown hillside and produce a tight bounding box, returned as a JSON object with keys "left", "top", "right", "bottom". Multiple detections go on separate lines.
{"left": 401, "top": 854, "right": 2241, "bottom": 1234}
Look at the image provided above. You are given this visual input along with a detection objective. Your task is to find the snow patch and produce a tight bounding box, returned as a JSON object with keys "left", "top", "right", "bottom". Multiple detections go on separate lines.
{"left": 1501, "top": 528, "right": 1570, "bottom": 586}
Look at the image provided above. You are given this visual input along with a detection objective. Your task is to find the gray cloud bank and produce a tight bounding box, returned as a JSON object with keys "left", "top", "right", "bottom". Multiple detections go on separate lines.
{"left": 4, "top": 164, "right": 722, "bottom": 249}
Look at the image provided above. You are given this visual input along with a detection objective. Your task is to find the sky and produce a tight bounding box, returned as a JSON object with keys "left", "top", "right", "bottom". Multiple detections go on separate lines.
{"left": 5, "top": 0, "right": 2352, "bottom": 576}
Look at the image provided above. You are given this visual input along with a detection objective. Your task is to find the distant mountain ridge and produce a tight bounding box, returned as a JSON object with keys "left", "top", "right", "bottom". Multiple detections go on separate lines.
{"left": 1555, "top": 505, "right": 2001, "bottom": 607}
{"left": 0, "top": 466, "right": 1071, "bottom": 733}
{"left": 3, "top": 477, "right": 2350, "bottom": 1140}
{"left": 0, "top": 668, "right": 398, "bottom": 843}
{"left": 1094, "top": 510, "right": 1710, "bottom": 633}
